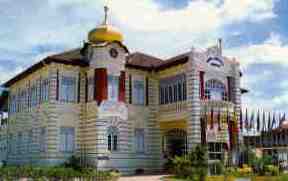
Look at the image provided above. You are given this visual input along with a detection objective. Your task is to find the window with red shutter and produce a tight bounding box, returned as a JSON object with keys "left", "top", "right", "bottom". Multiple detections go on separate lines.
{"left": 118, "top": 71, "right": 125, "bottom": 102}
{"left": 95, "top": 68, "right": 108, "bottom": 105}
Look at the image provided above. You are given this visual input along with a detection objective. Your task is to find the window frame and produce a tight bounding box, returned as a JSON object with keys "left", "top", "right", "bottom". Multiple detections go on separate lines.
{"left": 108, "top": 75, "right": 120, "bottom": 102}
{"left": 132, "top": 79, "right": 145, "bottom": 105}
{"left": 107, "top": 126, "right": 119, "bottom": 152}
{"left": 60, "top": 76, "right": 77, "bottom": 103}
{"left": 59, "top": 127, "right": 75, "bottom": 153}
{"left": 135, "top": 128, "right": 145, "bottom": 153}
{"left": 205, "top": 79, "right": 227, "bottom": 101}
{"left": 159, "top": 74, "right": 186, "bottom": 105}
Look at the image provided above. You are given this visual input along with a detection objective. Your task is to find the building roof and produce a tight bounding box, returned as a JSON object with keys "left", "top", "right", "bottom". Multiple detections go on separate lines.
{"left": 3, "top": 49, "right": 89, "bottom": 87}
{"left": 3, "top": 48, "right": 191, "bottom": 87}
{"left": 126, "top": 52, "right": 163, "bottom": 70}
{"left": 126, "top": 52, "right": 190, "bottom": 71}
{"left": 156, "top": 52, "right": 189, "bottom": 71}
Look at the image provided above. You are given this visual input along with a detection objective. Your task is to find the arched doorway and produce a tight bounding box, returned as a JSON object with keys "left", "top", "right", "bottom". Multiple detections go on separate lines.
{"left": 164, "top": 128, "right": 187, "bottom": 157}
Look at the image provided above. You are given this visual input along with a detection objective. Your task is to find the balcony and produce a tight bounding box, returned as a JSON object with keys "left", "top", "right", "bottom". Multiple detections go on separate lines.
{"left": 159, "top": 101, "right": 187, "bottom": 113}
{"left": 201, "top": 99, "right": 234, "bottom": 108}
{"left": 158, "top": 101, "right": 188, "bottom": 122}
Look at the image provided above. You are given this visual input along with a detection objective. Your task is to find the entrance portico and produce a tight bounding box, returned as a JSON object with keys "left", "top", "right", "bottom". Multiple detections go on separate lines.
{"left": 159, "top": 120, "right": 188, "bottom": 158}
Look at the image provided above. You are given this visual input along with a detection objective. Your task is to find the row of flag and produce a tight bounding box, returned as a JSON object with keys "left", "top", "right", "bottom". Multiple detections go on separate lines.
{"left": 201, "top": 108, "right": 238, "bottom": 149}
{"left": 201, "top": 108, "right": 287, "bottom": 149}
{"left": 202, "top": 108, "right": 286, "bottom": 133}
{"left": 240, "top": 109, "right": 286, "bottom": 132}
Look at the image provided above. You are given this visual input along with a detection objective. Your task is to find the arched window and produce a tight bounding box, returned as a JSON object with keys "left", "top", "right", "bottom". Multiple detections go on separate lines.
{"left": 107, "top": 126, "right": 119, "bottom": 151}
{"left": 205, "top": 79, "right": 227, "bottom": 101}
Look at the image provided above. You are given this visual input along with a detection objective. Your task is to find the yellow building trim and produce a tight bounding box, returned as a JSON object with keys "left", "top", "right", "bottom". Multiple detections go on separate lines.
{"left": 159, "top": 120, "right": 187, "bottom": 130}
{"left": 157, "top": 64, "right": 186, "bottom": 78}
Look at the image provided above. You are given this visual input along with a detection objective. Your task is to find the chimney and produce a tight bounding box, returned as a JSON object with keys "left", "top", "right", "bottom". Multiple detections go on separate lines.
{"left": 218, "top": 38, "right": 222, "bottom": 56}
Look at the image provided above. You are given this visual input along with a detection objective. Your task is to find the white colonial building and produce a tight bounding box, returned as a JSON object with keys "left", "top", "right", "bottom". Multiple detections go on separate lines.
{"left": 0, "top": 6, "right": 244, "bottom": 174}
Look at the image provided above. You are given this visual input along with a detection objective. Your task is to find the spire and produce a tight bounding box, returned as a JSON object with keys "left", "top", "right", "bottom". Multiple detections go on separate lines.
{"left": 218, "top": 38, "right": 222, "bottom": 56}
{"left": 103, "top": 5, "right": 109, "bottom": 25}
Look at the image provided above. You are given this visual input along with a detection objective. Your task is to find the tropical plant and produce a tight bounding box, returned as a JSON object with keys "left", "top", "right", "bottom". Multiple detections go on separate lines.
{"left": 264, "top": 165, "right": 279, "bottom": 176}
{"left": 253, "top": 155, "right": 273, "bottom": 175}
{"left": 62, "top": 155, "right": 82, "bottom": 170}
{"left": 171, "top": 145, "right": 208, "bottom": 181}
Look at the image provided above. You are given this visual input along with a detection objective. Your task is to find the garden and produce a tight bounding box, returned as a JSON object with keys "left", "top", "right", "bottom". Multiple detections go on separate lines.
{"left": 163, "top": 145, "right": 288, "bottom": 181}
{"left": 0, "top": 156, "right": 120, "bottom": 181}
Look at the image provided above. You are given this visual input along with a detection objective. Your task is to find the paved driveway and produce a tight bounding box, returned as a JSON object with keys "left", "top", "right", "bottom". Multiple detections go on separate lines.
{"left": 119, "top": 174, "right": 169, "bottom": 181}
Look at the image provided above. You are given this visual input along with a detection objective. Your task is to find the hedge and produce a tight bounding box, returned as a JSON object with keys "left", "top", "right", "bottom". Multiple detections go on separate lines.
{"left": 0, "top": 166, "right": 120, "bottom": 181}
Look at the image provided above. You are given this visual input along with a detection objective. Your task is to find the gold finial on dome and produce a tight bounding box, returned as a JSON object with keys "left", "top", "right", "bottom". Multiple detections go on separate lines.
{"left": 88, "top": 5, "right": 123, "bottom": 43}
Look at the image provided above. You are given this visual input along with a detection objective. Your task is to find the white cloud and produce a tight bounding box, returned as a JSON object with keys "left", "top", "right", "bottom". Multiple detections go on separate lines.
{"left": 111, "top": 0, "right": 220, "bottom": 33}
{"left": 109, "top": 0, "right": 276, "bottom": 33}
{"left": 0, "top": 0, "right": 277, "bottom": 59}
{"left": 219, "top": 0, "right": 276, "bottom": 23}
{"left": 0, "top": 66, "right": 24, "bottom": 84}
{"left": 243, "top": 92, "right": 288, "bottom": 113}
{"left": 225, "top": 33, "right": 288, "bottom": 68}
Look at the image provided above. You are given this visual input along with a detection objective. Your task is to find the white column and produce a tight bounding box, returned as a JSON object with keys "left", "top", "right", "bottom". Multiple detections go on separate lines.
{"left": 186, "top": 60, "right": 201, "bottom": 150}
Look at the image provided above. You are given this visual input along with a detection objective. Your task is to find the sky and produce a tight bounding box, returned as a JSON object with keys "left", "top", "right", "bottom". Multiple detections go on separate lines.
{"left": 0, "top": 0, "right": 288, "bottom": 113}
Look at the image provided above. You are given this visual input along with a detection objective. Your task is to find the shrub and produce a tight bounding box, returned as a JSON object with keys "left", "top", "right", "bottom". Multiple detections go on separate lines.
{"left": 234, "top": 164, "right": 253, "bottom": 177}
{"left": 213, "top": 162, "right": 225, "bottom": 175}
{"left": 253, "top": 155, "right": 274, "bottom": 176}
{"left": 163, "top": 157, "right": 174, "bottom": 173}
{"left": 264, "top": 165, "right": 279, "bottom": 176}
{"left": 171, "top": 145, "right": 208, "bottom": 181}
{"left": 62, "top": 155, "right": 82, "bottom": 170}
{"left": 0, "top": 166, "right": 119, "bottom": 180}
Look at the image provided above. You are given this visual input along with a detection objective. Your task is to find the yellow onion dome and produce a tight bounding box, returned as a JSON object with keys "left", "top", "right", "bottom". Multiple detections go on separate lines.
{"left": 88, "top": 24, "right": 124, "bottom": 43}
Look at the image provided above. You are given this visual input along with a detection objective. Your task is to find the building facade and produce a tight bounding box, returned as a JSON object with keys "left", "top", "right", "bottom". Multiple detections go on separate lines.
{"left": 0, "top": 7, "right": 243, "bottom": 174}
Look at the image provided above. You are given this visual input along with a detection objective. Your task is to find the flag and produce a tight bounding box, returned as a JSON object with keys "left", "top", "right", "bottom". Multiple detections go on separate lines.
{"left": 280, "top": 113, "right": 286, "bottom": 127}
{"left": 239, "top": 108, "right": 243, "bottom": 131}
{"left": 267, "top": 112, "right": 271, "bottom": 131}
{"left": 226, "top": 108, "right": 232, "bottom": 149}
{"left": 201, "top": 111, "right": 207, "bottom": 145}
{"left": 217, "top": 108, "right": 221, "bottom": 131}
{"left": 210, "top": 108, "right": 214, "bottom": 130}
{"left": 232, "top": 110, "right": 239, "bottom": 145}
{"left": 245, "top": 108, "right": 249, "bottom": 130}
{"left": 262, "top": 111, "right": 266, "bottom": 132}
{"left": 278, "top": 112, "right": 281, "bottom": 128}
{"left": 250, "top": 110, "right": 255, "bottom": 130}
{"left": 256, "top": 110, "right": 260, "bottom": 131}
{"left": 271, "top": 112, "right": 276, "bottom": 130}
{"left": 232, "top": 109, "right": 238, "bottom": 133}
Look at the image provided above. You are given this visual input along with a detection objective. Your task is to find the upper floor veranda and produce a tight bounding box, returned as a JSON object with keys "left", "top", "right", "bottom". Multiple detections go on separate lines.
{"left": 0, "top": 40, "right": 246, "bottom": 119}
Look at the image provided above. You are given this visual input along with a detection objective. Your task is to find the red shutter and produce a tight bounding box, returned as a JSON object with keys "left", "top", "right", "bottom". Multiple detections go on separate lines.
{"left": 118, "top": 71, "right": 126, "bottom": 102}
{"left": 129, "top": 75, "right": 132, "bottom": 104}
{"left": 95, "top": 68, "right": 108, "bottom": 105}
{"left": 85, "top": 73, "right": 88, "bottom": 103}
{"left": 227, "top": 76, "right": 231, "bottom": 101}
{"left": 145, "top": 77, "right": 149, "bottom": 106}
{"left": 77, "top": 72, "right": 81, "bottom": 103}
{"left": 56, "top": 70, "right": 59, "bottom": 101}
{"left": 200, "top": 71, "right": 205, "bottom": 99}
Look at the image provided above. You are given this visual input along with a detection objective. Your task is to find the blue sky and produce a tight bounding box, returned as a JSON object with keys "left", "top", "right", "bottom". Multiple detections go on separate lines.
{"left": 0, "top": 0, "right": 288, "bottom": 113}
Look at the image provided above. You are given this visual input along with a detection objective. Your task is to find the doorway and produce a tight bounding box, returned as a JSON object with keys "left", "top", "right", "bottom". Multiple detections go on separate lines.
{"left": 165, "top": 128, "right": 187, "bottom": 157}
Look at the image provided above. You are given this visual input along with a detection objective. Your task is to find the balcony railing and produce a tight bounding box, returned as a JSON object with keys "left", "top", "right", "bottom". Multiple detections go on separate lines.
{"left": 159, "top": 101, "right": 187, "bottom": 114}
{"left": 201, "top": 99, "right": 234, "bottom": 108}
